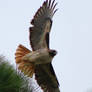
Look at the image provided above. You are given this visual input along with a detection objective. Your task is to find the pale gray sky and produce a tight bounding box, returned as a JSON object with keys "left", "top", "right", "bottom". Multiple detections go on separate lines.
{"left": 0, "top": 0, "right": 92, "bottom": 92}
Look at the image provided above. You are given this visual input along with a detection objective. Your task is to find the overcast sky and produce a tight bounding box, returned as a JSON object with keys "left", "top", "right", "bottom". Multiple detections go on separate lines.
{"left": 0, "top": 0, "right": 92, "bottom": 92}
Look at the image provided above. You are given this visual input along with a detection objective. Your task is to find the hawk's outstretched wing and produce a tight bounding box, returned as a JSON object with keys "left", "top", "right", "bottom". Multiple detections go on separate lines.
{"left": 29, "top": 0, "right": 57, "bottom": 50}
{"left": 35, "top": 63, "right": 60, "bottom": 92}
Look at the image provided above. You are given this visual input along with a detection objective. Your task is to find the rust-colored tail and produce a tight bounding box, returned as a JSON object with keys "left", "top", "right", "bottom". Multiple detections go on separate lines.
{"left": 15, "top": 44, "right": 31, "bottom": 63}
{"left": 15, "top": 44, "right": 34, "bottom": 77}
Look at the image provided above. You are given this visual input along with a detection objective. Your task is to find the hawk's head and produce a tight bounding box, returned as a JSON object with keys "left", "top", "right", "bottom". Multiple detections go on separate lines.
{"left": 49, "top": 50, "right": 57, "bottom": 57}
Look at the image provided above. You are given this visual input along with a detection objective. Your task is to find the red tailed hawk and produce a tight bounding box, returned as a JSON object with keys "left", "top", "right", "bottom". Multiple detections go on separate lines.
{"left": 15, "top": 0, "right": 60, "bottom": 92}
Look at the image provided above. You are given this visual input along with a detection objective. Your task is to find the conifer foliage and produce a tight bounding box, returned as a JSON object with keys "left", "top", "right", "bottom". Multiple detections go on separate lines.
{"left": 0, "top": 56, "right": 32, "bottom": 92}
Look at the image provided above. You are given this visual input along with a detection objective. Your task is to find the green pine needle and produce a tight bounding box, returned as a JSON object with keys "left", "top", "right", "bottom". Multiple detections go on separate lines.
{"left": 0, "top": 56, "right": 32, "bottom": 92}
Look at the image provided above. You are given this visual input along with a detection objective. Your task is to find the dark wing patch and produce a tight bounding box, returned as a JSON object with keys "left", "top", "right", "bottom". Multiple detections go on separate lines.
{"left": 45, "top": 32, "right": 49, "bottom": 48}
{"left": 29, "top": 0, "right": 57, "bottom": 51}
{"left": 35, "top": 63, "right": 60, "bottom": 92}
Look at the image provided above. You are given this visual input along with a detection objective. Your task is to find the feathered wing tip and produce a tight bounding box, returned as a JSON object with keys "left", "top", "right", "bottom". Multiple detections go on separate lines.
{"left": 15, "top": 44, "right": 35, "bottom": 77}
{"left": 45, "top": 0, "right": 58, "bottom": 15}
{"left": 31, "top": 0, "right": 58, "bottom": 25}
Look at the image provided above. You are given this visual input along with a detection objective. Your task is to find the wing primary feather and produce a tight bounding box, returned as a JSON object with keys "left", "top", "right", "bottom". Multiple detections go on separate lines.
{"left": 45, "top": 0, "right": 48, "bottom": 8}
{"left": 40, "top": 7, "right": 44, "bottom": 14}
{"left": 46, "top": 0, "right": 48, "bottom": 4}
{"left": 53, "top": 8, "right": 58, "bottom": 16}
{"left": 52, "top": 2, "right": 58, "bottom": 12}
{"left": 49, "top": 0, "right": 51, "bottom": 7}
{"left": 51, "top": 0, "right": 55, "bottom": 9}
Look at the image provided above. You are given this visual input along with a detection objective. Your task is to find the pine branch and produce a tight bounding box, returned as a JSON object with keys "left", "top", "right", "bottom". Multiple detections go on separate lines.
{"left": 0, "top": 56, "right": 33, "bottom": 92}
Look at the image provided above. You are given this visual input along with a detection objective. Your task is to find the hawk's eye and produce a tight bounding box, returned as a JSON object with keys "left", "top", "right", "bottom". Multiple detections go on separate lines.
{"left": 49, "top": 50, "right": 57, "bottom": 57}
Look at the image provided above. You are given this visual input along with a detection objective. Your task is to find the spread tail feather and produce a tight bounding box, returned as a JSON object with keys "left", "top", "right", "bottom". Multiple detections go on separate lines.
{"left": 15, "top": 44, "right": 31, "bottom": 63}
{"left": 15, "top": 44, "right": 34, "bottom": 77}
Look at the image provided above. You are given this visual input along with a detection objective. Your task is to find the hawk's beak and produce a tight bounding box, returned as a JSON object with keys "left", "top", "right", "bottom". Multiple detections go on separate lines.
{"left": 49, "top": 50, "right": 57, "bottom": 57}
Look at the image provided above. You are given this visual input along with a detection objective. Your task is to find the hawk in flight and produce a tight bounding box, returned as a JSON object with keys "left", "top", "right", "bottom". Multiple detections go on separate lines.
{"left": 15, "top": 0, "right": 60, "bottom": 92}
